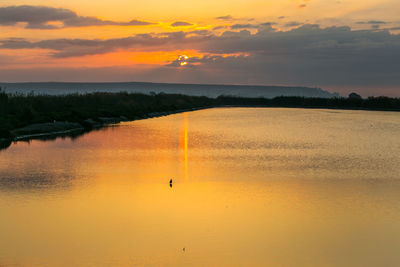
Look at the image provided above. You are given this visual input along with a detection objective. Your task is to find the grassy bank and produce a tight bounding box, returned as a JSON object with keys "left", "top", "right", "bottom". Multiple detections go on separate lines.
{"left": 0, "top": 91, "right": 214, "bottom": 139}
{"left": 1, "top": 88, "right": 399, "bottom": 140}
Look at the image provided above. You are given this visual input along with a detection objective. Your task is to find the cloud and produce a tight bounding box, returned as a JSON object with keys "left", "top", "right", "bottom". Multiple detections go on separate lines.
{"left": 216, "top": 15, "right": 233, "bottom": 20}
{"left": 285, "top": 21, "right": 303, "bottom": 27}
{"left": 230, "top": 22, "right": 276, "bottom": 30}
{"left": 230, "top": 24, "right": 259, "bottom": 29}
{"left": 357, "top": 20, "right": 387, "bottom": 25}
{"left": 215, "top": 15, "right": 257, "bottom": 23}
{"left": 368, "top": 20, "right": 387, "bottom": 24}
{"left": 165, "top": 54, "right": 244, "bottom": 67}
{"left": 0, "top": 31, "right": 213, "bottom": 58}
{"left": 213, "top": 26, "right": 228, "bottom": 30}
{"left": 1, "top": 24, "right": 400, "bottom": 95}
{"left": 0, "top": 5, "right": 154, "bottom": 29}
{"left": 260, "top": 22, "right": 277, "bottom": 27}
{"left": 187, "top": 30, "right": 211, "bottom": 35}
{"left": 171, "top": 21, "right": 193, "bottom": 27}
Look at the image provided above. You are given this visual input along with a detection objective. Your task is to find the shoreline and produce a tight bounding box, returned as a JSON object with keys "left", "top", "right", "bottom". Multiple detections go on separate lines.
{"left": 0, "top": 106, "right": 213, "bottom": 149}
{"left": 1, "top": 104, "right": 399, "bottom": 150}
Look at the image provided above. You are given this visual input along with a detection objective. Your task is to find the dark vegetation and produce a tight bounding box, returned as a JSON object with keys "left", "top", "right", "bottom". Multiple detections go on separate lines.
{"left": 215, "top": 95, "right": 400, "bottom": 110}
{"left": 0, "top": 89, "right": 214, "bottom": 139}
{"left": 0, "top": 87, "right": 399, "bottom": 140}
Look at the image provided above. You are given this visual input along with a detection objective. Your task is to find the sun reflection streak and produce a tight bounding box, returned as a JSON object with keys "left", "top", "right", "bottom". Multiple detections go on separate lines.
{"left": 179, "top": 112, "right": 189, "bottom": 179}
{"left": 183, "top": 113, "right": 188, "bottom": 179}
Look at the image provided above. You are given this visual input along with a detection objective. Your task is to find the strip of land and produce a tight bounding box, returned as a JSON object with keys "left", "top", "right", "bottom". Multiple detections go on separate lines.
{"left": 1, "top": 90, "right": 399, "bottom": 147}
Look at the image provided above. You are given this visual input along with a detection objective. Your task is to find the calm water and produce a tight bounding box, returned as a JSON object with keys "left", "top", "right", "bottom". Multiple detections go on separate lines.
{"left": 1, "top": 108, "right": 400, "bottom": 266}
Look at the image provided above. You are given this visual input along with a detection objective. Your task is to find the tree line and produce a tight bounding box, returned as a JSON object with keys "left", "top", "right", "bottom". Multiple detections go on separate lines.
{"left": 1, "top": 88, "right": 399, "bottom": 139}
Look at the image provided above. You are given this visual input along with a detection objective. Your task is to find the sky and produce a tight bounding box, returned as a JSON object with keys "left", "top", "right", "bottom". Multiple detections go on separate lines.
{"left": 0, "top": 0, "right": 399, "bottom": 96}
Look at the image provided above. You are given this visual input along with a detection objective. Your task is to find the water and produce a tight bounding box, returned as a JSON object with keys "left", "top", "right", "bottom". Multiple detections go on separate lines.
{"left": 1, "top": 108, "right": 400, "bottom": 266}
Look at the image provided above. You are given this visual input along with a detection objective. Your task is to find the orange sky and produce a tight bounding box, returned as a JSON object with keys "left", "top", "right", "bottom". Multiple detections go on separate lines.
{"left": 1, "top": 0, "right": 399, "bottom": 67}
{"left": 0, "top": 0, "right": 399, "bottom": 95}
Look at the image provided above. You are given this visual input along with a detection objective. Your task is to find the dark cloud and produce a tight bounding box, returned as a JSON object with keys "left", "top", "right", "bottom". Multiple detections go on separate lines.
{"left": 0, "top": 5, "right": 153, "bottom": 29}
{"left": 187, "top": 30, "right": 211, "bottom": 35}
{"left": 197, "top": 25, "right": 400, "bottom": 94}
{"left": 171, "top": 21, "right": 193, "bottom": 27}
{"left": 260, "top": 22, "right": 277, "bottom": 27}
{"left": 216, "top": 15, "right": 233, "bottom": 20}
{"left": 231, "top": 24, "right": 259, "bottom": 29}
{"left": 285, "top": 21, "right": 303, "bottom": 27}
{"left": 230, "top": 22, "right": 276, "bottom": 30}
{"left": 368, "top": 20, "right": 387, "bottom": 24}
{"left": 357, "top": 20, "right": 387, "bottom": 25}
{"left": 0, "top": 31, "right": 213, "bottom": 57}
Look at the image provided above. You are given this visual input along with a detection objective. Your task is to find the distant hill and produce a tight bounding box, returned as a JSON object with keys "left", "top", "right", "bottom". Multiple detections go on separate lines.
{"left": 0, "top": 82, "right": 338, "bottom": 98}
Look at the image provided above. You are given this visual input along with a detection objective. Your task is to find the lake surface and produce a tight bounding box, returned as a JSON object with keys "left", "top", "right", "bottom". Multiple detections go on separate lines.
{"left": 1, "top": 108, "right": 400, "bottom": 266}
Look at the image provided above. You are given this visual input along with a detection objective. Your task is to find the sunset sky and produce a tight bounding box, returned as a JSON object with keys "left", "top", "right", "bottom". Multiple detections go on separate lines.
{"left": 0, "top": 0, "right": 399, "bottom": 96}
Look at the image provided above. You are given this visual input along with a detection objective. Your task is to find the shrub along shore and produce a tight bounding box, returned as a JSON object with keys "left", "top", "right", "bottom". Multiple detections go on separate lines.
{"left": 1, "top": 89, "right": 399, "bottom": 144}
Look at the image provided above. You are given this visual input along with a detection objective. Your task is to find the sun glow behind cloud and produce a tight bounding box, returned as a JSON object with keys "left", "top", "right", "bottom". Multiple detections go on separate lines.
{"left": 0, "top": 50, "right": 200, "bottom": 69}
{"left": 0, "top": 0, "right": 399, "bottom": 95}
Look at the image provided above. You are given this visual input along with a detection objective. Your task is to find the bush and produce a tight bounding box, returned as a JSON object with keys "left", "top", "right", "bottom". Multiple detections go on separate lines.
{"left": 18, "top": 107, "right": 34, "bottom": 122}
{"left": 0, "top": 87, "right": 8, "bottom": 115}
{"left": 0, "top": 126, "right": 12, "bottom": 139}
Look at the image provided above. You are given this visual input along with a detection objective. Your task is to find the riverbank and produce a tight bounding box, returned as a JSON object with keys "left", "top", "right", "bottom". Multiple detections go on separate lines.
{"left": 0, "top": 91, "right": 214, "bottom": 139}
{"left": 1, "top": 91, "right": 399, "bottom": 148}
{"left": 0, "top": 106, "right": 213, "bottom": 149}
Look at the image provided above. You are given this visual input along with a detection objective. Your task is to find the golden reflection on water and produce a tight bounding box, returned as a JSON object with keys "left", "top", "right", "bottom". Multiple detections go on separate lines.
{"left": 1, "top": 108, "right": 400, "bottom": 266}
{"left": 182, "top": 113, "right": 188, "bottom": 180}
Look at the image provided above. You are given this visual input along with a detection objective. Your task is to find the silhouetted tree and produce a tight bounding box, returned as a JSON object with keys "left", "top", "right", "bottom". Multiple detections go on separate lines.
{"left": 0, "top": 87, "right": 8, "bottom": 114}
{"left": 349, "top": 92, "right": 362, "bottom": 99}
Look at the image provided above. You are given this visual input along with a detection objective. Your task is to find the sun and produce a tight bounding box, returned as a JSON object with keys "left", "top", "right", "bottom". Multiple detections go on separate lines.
{"left": 178, "top": 55, "right": 189, "bottom": 66}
